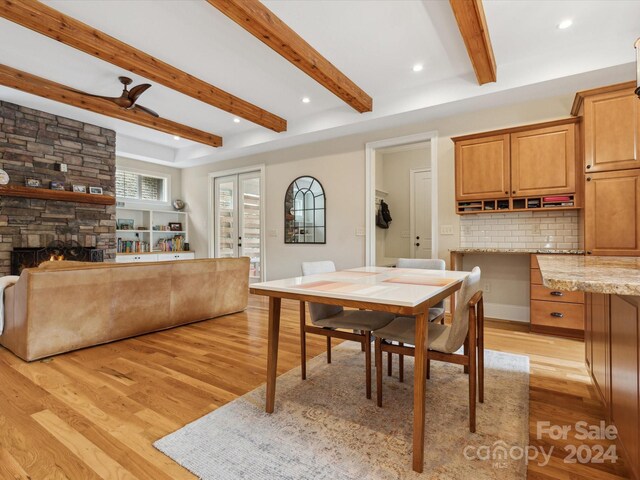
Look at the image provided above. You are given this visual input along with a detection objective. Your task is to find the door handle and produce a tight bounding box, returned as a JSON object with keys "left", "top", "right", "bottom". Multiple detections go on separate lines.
{"left": 550, "top": 312, "right": 564, "bottom": 318}
{"left": 415, "top": 243, "right": 420, "bottom": 247}
{"left": 416, "top": 236, "right": 420, "bottom": 240}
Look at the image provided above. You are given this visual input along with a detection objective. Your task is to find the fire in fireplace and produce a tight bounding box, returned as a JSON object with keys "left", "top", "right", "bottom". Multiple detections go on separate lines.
{"left": 11, "top": 240, "right": 104, "bottom": 275}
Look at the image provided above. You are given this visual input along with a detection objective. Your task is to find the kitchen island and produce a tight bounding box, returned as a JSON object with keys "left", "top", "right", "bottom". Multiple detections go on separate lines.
{"left": 537, "top": 254, "right": 640, "bottom": 480}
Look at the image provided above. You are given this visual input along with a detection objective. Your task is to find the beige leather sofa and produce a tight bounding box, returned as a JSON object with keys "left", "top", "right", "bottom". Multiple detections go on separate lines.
{"left": 0, "top": 257, "right": 249, "bottom": 361}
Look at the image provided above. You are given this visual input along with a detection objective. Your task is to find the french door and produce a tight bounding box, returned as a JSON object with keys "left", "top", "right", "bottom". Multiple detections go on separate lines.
{"left": 214, "top": 171, "right": 262, "bottom": 282}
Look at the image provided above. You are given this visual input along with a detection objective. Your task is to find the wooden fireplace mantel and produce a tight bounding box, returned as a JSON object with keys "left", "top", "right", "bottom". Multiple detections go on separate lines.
{"left": 0, "top": 185, "right": 115, "bottom": 205}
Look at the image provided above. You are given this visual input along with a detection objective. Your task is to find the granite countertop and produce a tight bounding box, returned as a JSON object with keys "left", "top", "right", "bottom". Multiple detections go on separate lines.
{"left": 536, "top": 255, "right": 640, "bottom": 296}
{"left": 450, "top": 247, "right": 585, "bottom": 255}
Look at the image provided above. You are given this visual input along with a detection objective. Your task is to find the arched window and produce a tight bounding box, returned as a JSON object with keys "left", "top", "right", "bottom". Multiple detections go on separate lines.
{"left": 284, "top": 176, "right": 326, "bottom": 244}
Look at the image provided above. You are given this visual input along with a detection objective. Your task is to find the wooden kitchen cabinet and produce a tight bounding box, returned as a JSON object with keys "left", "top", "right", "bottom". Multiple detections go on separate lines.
{"left": 530, "top": 254, "right": 584, "bottom": 338}
{"left": 585, "top": 169, "right": 640, "bottom": 256}
{"left": 453, "top": 118, "right": 580, "bottom": 213}
{"left": 455, "top": 134, "right": 510, "bottom": 200}
{"left": 511, "top": 123, "right": 576, "bottom": 196}
{"left": 584, "top": 293, "right": 640, "bottom": 480}
{"left": 580, "top": 85, "right": 640, "bottom": 173}
{"left": 609, "top": 295, "right": 640, "bottom": 480}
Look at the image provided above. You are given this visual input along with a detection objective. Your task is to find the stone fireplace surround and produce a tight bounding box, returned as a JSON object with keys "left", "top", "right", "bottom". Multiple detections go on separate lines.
{"left": 0, "top": 100, "right": 116, "bottom": 276}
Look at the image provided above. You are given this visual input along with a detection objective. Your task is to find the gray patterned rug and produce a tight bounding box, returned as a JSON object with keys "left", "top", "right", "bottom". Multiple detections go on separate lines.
{"left": 154, "top": 343, "right": 529, "bottom": 479}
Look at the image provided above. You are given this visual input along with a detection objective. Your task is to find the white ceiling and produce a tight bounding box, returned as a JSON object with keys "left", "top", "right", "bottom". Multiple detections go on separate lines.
{"left": 0, "top": 0, "right": 638, "bottom": 168}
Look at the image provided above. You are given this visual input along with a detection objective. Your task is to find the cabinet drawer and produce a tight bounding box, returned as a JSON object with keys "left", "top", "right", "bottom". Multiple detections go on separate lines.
{"left": 531, "top": 300, "right": 584, "bottom": 330}
{"left": 531, "top": 284, "right": 585, "bottom": 304}
{"left": 157, "top": 252, "right": 195, "bottom": 261}
{"left": 530, "top": 268, "right": 542, "bottom": 285}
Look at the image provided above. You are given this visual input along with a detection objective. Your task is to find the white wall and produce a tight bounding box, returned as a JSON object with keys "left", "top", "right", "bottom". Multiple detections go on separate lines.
{"left": 116, "top": 156, "right": 183, "bottom": 210}
{"left": 183, "top": 144, "right": 367, "bottom": 279}
{"left": 182, "top": 92, "right": 575, "bottom": 319}
{"left": 378, "top": 146, "right": 430, "bottom": 261}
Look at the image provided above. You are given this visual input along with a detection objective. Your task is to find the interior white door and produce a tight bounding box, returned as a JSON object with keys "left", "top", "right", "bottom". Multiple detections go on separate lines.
{"left": 412, "top": 170, "right": 432, "bottom": 258}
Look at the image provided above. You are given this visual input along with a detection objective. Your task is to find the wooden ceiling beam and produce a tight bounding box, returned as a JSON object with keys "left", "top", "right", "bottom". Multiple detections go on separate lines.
{"left": 0, "top": 64, "right": 223, "bottom": 147}
{"left": 449, "top": 0, "right": 497, "bottom": 85}
{"left": 207, "top": 0, "right": 373, "bottom": 113}
{"left": 0, "top": 0, "right": 286, "bottom": 132}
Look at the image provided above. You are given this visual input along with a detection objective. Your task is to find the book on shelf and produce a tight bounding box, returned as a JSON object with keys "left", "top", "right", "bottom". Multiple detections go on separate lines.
{"left": 543, "top": 196, "right": 572, "bottom": 202}
{"left": 117, "top": 238, "right": 150, "bottom": 253}
{"left": 156, "top": 235, "right": 186, "bottom": 252}
{"left": 543, "top": 202, "right": 574, "bottom": 207}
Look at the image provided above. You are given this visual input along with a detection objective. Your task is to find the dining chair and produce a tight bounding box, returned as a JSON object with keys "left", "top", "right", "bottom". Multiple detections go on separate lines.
{"left": 387, "top": 258, "right": 447, "bottom": 379}
{"left": 300, "top": 261, "right": 395, "bottom": 399}
{"left": 373, "top": 266, "right": 484, "bottom": 432}
{"left": 396, "top": 258, "right": 447, "bottom": 323}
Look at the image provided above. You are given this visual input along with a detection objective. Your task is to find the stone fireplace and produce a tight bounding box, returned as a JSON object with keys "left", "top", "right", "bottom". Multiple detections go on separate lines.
{"left": 11, "top": 240, "right": 104, "bottom": 275}
{"left": 0, "top": 100, "right": 116, "bottom": 276}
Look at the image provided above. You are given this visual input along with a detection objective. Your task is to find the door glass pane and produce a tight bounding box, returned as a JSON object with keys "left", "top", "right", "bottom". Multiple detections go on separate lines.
{"left": 216, "top": 178, "right": 236, "bottom": 258}
{"left": 240, "top": 175, "right": 261, "bottom": 281}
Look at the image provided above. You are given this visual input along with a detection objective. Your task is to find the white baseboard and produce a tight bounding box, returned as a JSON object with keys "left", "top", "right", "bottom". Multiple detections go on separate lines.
{"left": 445, "top": 300, "right": 529, "bottom": 323}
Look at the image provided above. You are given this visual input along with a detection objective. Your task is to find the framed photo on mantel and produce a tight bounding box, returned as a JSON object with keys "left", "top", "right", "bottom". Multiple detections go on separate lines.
{"left": 25, "top": 178, "right": 42, "bottom": 188}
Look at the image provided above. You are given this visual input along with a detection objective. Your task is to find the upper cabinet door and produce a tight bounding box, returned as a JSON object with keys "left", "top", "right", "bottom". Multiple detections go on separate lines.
{"left": 584, "top": 89, "right": 640, "bottom": 173}
{"left": 511, "top": 123, "right": 576, "bottom": 196}
{"left": 455, "top": 134, "right": 510, "bottom": 200}
{"left": 585, "top": 169, "right": 640, "bottom": 256}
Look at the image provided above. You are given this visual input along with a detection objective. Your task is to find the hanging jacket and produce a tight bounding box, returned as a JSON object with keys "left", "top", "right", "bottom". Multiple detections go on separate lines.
{"left": 381, "top": 200, "right": 392, "bottom": 223}
{"left": 376, "top": 200, "right": 392, "bottom": 229}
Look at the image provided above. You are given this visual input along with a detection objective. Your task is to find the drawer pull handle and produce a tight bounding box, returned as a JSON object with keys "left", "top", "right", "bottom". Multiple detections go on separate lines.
{"left": 550, "top": 291, "right": 564, "bottom": 296}
{"left": 550, "top": 312, "right": 564, "bottom": 318}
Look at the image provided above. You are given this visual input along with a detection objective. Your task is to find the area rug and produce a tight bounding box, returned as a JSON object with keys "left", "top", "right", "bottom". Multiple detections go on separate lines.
{"left": 154, "top": 343, "right": 529, "bottom": 479}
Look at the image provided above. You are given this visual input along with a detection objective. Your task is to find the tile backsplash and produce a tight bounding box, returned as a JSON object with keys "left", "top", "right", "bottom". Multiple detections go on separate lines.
{"left": 459, "top": 210, "right": 579, "bottom": 250}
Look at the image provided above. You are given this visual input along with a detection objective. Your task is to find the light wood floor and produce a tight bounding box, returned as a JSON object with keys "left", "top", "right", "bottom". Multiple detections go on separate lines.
{"left": 0, "top": 296, "right": 630, "bottom": 480}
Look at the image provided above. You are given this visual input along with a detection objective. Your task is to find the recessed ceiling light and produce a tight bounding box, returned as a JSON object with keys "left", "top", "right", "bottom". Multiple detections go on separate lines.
{"left": 173, "top": 135, "right": 180, "bottom": 141}
{"left": 557, "top": 19, "right": 573, "bottom": 29}
{"left": 412, "top": 63, "right": 424, "bottom": 72}
{"left": 233, "top": 117, "right": 240, "bottom": 123}
{"left": 302, "top": 97, "right": 311, "bottom": 104}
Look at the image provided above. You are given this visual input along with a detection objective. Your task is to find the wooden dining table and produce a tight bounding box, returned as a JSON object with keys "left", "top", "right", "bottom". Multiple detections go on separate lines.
{"left": 249, "top": 265, "right": 470, "bottom": 473}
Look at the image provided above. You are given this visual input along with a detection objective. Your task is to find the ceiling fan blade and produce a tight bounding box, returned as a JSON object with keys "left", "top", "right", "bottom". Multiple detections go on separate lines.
{"left": 132, "top": 104, "right": 159, "bottom": 118}
{"left": 128, "top": 83, "right": 151, "bottom": 103}
{"left": 63, "top": 86, "right": 121, "bottom": 102}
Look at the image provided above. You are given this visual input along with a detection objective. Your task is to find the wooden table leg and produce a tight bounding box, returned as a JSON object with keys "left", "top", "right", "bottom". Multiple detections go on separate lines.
{"left": 299, "top": 301, "right": 306, "bottom": 380}
{"left": 412, "top": 311, "right": 429, "bottom": 473}
{"left": 266, "top": 296, "right": 282, "bottom": 414}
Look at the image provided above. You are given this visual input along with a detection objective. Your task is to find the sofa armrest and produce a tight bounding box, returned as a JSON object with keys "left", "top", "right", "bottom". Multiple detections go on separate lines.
{"left": 0, "top": 273, "right": 30, "bottom": 360}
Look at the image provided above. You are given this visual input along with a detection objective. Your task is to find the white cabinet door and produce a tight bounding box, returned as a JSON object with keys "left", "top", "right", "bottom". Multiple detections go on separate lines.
{"left": 157, "top": 252, "right": 196, "bottom": 261}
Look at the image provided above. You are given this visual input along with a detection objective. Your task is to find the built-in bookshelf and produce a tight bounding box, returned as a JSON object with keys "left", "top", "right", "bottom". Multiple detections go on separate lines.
{"left": 115, "top": 208, "right": 192, "bottom": 259}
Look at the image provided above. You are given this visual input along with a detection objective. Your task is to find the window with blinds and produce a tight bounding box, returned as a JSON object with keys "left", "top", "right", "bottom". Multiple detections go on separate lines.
{"left": 115, "top": 170, "right": 167, "bottom": 203}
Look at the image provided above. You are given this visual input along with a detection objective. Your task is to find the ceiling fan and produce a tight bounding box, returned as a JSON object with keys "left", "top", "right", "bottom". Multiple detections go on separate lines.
{"left": 80, "top": 76, "right": 159, "bottom": 117}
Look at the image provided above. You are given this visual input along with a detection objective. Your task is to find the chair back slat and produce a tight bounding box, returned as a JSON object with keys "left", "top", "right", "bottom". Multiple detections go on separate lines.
{"left": 301, "top": 261, "right": 343, "bottom": 323}
{"left": 396, "top": 258, "right": 446, "bottom": 310}
{"left": 444, "top": 266, "right": 481, "bottom": 353}
{"left": 396, "top": 258, "right": 445, "bottom": 270}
